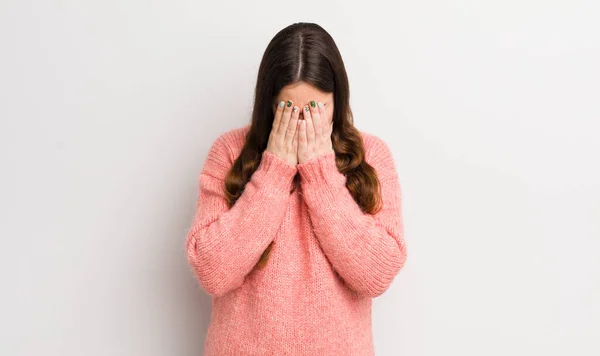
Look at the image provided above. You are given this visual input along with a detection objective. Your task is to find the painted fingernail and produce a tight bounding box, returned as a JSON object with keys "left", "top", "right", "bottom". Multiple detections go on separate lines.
{"left": 278, "top": 101, "right": 285, "bottom": 108}
{"left": 310, "top": 100, "right": 316, "bottom": 108}
{"left": 293, "top": 106, "right": 298, "bottom": 113}
{"left": 304, "top": 105, "right": 310, "bottom": 112}
{"left": 287, "top": 100, "right": 292, "bottom": 107}
{"left": 317, "top": 101, "right": 324, "bottom": 108}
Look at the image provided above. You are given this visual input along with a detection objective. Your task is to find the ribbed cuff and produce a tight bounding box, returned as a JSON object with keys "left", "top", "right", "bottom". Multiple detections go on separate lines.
{"left": 254, "top": 150, "right": 298, "bottom": 194}
{"left": 296, "top": 151, "right": 346, "bottom": 187}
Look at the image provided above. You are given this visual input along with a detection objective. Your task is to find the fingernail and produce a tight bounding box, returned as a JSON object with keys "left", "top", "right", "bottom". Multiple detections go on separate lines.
{"left": 278, "top": 101, "right": 285, "bottom": 108}
{"left": 293, "top": 106, "right": 298, "bottom": 113}
{"left": 317, "top": 101, "right": 324, "bottom": 108}
{"left": 310, "top": 100, "right": 316, "bottom": 108}
{"left": 287, "top": 100, "right": 292, "bottom": 107}
{"left": 304, "top": 105, "right": 310, "bottom": 112}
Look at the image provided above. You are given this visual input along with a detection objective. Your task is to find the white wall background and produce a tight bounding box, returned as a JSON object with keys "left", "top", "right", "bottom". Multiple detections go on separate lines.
{"left": 1, "top": 1, "right": 598, "bottom": 355}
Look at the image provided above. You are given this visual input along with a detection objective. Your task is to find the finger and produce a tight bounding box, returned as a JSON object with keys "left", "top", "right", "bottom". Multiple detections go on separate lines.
{"left": 298, "top": 117, "right": 307, "bottom": 149}
{"left": 292, "top": 121, "right": 299, "bottom": 152}
{"left": 285, "top": 105, "right": 300, "bottom": 147}
{"left": 303, "top": 105, "right": 316, "bottom": 147}
{"left": 309, "top": 100, "right": 322, "bottom": 137}
{"left": 317, "top": 101, "right": 330, "bottom": 136}
{"left": 278, "top": 100, "right": 294, "bottom": 136}
{"left": 273, "top": 100, "right": 286, "bottom": 133}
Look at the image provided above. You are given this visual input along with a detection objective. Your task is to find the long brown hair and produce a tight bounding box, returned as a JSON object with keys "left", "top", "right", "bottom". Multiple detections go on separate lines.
{"left": 224, "top": 23, "right": 383, "bottom": 270}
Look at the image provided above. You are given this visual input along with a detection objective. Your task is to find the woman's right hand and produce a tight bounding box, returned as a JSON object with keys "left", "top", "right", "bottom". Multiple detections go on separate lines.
{"left": 266, "top": 100, "right": 300, "bottom": 167}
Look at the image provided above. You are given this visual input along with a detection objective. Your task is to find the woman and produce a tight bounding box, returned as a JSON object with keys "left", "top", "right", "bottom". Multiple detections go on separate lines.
{"left": 185, "top": 22, "right": 407, "bottom": 355}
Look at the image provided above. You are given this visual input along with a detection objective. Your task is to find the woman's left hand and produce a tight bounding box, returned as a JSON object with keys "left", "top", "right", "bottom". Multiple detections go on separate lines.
{"left": 298, "top": 101, "right": 334, "bottom": 164}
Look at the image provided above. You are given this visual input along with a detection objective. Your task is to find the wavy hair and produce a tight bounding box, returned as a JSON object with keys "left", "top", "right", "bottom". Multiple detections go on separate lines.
{"left": 223, "top": 23, "right": 383, "bottom": 269}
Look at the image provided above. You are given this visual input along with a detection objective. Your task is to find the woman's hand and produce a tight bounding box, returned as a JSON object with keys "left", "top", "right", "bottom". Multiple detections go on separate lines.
{"left": 266, "top": 100, "right": 301, "bottom": 167}
{"left": 298, "top": 100, "right": 334, "bottom": 164}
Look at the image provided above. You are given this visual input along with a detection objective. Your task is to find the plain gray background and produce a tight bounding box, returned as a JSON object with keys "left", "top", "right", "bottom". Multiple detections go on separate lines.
{"left": 1, "top": 1, "right": 599, "bottom": 355}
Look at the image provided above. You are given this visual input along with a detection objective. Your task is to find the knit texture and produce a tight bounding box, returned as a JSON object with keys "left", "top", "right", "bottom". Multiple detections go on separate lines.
{"left": 186, "top": 124, "right": 407, "bottom": 355}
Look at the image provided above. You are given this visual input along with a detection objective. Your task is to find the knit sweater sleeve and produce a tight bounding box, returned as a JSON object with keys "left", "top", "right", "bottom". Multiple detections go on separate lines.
{"left": 296, "top": 136, "right": 407, "bottom": 298}
{"left": 185, "top": 133, "right": 298, "bottom": 297}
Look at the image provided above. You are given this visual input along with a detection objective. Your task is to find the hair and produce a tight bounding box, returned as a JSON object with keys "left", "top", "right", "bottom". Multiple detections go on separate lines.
{"left": 224, "top": 22, "right": 383, "bottom": 270}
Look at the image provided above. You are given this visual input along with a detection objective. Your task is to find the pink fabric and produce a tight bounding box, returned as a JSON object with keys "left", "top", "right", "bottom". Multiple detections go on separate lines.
{"left": 186, "top": 124, "right": 407, "bottom": 355}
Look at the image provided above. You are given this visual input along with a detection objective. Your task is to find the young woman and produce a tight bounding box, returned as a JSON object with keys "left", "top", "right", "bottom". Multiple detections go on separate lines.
{"left": 185, "top": 22, "right": 407, "bottom": 355}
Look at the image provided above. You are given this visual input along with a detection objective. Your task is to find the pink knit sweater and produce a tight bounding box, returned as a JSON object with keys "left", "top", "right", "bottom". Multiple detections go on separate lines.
{"left": 185, "top": 124, "right": 407, "bottom": 355}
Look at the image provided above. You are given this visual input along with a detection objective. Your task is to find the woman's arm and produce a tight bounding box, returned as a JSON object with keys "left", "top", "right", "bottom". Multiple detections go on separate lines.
{"left": 186, "top": 133, "right": 297, "bottom": 297}
{"left": 296, "top": 136, "right": 407, "bottom": 298}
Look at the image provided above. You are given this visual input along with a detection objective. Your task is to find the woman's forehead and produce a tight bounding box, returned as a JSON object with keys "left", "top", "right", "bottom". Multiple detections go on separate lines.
{"left": 275, "top": 81, "right": 333, "bottom": 104}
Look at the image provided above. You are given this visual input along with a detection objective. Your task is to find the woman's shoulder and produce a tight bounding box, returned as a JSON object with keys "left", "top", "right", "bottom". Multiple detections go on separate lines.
{"left": 201, "top": 125, "right": 250, "bottom": 177}
{"left": 210, "top": 124, "right": 251, "bottom": 157}
{"left": 214, "top": 124, "right": 250, "bottom": 143}
{"left": 357, "top": 129, "right": 394, "bottom": 161}
{"left": 356, "top": 130, "right": 400, "bottom": 182}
